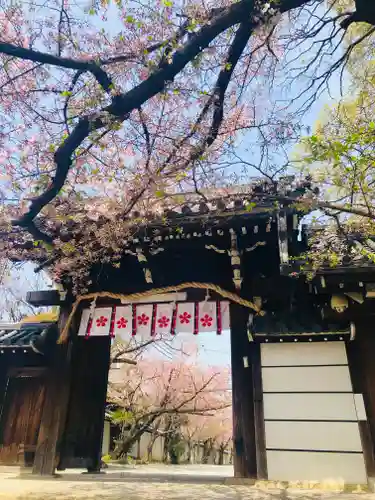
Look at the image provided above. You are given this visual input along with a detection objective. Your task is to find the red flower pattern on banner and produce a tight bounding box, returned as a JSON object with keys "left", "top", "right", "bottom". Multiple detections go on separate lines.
{"left": 116, "top": 317, "right": 128, "bottom": 329}
{"left": 179, "top": 312, "right": 191, "bottom": 324}
{"left": 138, "top": 313, "right": 150, "bottom": 326}
{"left": 96, "top": 316, "right": 108, "bottom": 327}
{"left": 158, "top": 316, "right": 170, "bottom": 328}
{"left": 200, "top": 314, "right": 213, "bottom": 327}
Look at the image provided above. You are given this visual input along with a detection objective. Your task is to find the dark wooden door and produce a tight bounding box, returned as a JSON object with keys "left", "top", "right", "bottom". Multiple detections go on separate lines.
{"left": 0, "top": 376, "right": 46, "bottom": 464}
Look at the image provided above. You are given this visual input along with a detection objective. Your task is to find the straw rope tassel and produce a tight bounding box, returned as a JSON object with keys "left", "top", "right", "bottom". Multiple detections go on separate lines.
{"left": 58, "top": 282, "right": 265, "bottom": 343}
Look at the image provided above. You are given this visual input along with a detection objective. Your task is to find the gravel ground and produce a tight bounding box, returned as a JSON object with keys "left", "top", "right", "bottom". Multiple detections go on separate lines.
{"left": 0, "top": 466, "right": 374, "bottom": 500}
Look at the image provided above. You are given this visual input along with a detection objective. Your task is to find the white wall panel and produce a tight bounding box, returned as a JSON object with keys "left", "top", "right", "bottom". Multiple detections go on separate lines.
{"left": 265, "top": 421, "right": 362, "bottom": 452}
{"left": 262, "top": 366, "right": 352, "bottom": 393}
{"left": 267, "top": 450, "right": 367, "bottom": 484}
{"left": 261, "top": 342, "right": 347, "bottom": 367}
{"left": 264, "top": 393, "right": 358, "bottom": 421}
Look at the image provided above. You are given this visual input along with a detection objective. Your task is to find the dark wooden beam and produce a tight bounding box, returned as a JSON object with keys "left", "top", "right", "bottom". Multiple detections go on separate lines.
{"left": 250, "top": 342, "right": 267, "bottom": 479}
{"left": 347, "top": 324, "right": 375, "bottom": 477}
{"left": 0, "top": 359, "right": 9, "bottom": 445}
{"left": 7, "top": 367, "right": 46, "bottom": 378}
{"left": 26, "top": 290, "right": 65, "bottom": 307}
{"left": 230, "top": 303, "right": 257, "bottom": 478}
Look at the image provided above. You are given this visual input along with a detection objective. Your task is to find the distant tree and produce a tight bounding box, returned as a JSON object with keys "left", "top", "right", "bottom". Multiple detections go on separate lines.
{"left": 107, "top": 355, "right": 231, "bottom": 459}
{"left": 295, "top": 17, "right": 375, "bottom": 272}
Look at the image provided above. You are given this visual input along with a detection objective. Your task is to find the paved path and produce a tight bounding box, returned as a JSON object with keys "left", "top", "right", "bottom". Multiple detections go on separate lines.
{"left": 0, "top": 465, "right": 374, "bottom": 500}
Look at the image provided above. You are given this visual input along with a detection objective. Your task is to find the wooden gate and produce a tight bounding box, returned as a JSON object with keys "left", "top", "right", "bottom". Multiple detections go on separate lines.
{"left": 0, "top": 373, "right": 46, "bottom": 465}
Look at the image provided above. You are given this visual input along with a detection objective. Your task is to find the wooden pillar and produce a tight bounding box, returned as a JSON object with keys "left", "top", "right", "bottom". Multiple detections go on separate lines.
{"left": 86, "top": 336, "right": 111, "bottom": 473}
{"left": 347, "top": 323, "right": 375, "bottom": 477}
{"left": 58, "top": 335, "right": 111, "bottom": 472}
{"left": 33, "top": 309, "right": 72, "bottom": 475}
{"left": 251, "top": 342, "right": 267, "bottom": 479}
{"left": 0, "top": 360, "right": 9, "bottom": 443}
{"left": 230, "top": 303, "right": 257, "bottom": 478}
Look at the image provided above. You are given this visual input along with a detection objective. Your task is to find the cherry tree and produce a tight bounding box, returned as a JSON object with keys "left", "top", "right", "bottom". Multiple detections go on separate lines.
{"left": 181, "top": 407, "right": 232, "bottom": 464}
{"left": 0, "top": 0, "right": 375, "bottom": 287}
{"left": 107, "top": 354, "right": 231, "bottom": 459}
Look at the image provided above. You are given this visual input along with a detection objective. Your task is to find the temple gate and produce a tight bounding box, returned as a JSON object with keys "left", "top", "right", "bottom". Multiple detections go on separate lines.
{"left": 1, "top": 183, "right": 375, "bottom": 484}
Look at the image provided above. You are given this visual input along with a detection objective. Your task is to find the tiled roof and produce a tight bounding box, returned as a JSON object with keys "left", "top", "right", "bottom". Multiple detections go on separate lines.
{"left": 114, "top": 177, "right": 311, "bottom": 224}
{"left": 251, "top": 311, "right": 351, "bottom": 338}
{"left": 0, "top": 322, "right": 56, "bottom": 352}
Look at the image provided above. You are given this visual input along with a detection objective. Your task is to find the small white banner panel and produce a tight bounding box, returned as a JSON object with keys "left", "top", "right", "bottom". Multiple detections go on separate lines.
{"left": 90, "top": 307, "right": 112, "bottom": 336}
{"left": 78, "top": 301, "right": 230, "bottom": 338}
{"left": 154, "top": 302, "right": 174, "bottom": 336}
{"left": 113, "top": 306, "right": 132, "bottom": 339}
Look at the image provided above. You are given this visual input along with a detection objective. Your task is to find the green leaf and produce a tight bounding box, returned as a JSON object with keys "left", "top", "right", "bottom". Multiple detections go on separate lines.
{"left": 245, "top": 202, "right": 257, "bottom": 212}
{"left": 125, "top": 15, "right": 135, "bottom": 23}
{"left": 155, "top": 190, "right": 165, "bottom": 198}
{"left": 61, "top": 90, "right": 72, "bottom": 97}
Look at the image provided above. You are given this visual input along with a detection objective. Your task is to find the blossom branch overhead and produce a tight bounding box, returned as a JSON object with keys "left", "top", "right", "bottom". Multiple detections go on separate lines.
{"left": 0, "top": 0, "right": 375, "bottom": 285}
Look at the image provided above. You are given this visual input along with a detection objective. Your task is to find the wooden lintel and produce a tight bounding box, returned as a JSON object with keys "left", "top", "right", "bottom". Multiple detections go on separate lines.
{"left": 26, "top": 290, "right": 65, "bottom": 307}
{"left": 8, "top": 367, "right": 46, "bottom": 378}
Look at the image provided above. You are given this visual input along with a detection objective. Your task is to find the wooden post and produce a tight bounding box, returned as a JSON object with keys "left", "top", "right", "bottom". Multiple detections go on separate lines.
{"left": 56, "top": 335, "right": 111, "bottom": 471}
{"left": 347, "top": 324, "right": 375, "bottom": 476}
{"left": 250, "top": 342, "right": 267, "bottom": 479}
{"left": 0, "top": 360, "right": 9, "bottom": 444}
{"left": 229, "top": 303, "right": 257, "bottom": 478}
{"left": 86, "top": 336, "right": 111, "bottom": 473}
{"left": 33, "top": 309, "right": 72, "bottom": 475}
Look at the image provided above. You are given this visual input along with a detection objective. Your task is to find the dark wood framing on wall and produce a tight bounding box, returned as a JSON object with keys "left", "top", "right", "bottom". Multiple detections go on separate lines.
{"left": 346, "top": 325, "right": 375, "bottom": 477}
{"left": 250, "top": 342, "right": 267, "bottom": 479}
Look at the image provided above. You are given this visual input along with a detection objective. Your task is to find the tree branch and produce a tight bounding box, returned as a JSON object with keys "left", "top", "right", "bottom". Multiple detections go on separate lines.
{"left": 0, "top": 42, "right": 113, "bottom": 91}
{"left": 8, "top": 0, "right": 310, "bottom": 237}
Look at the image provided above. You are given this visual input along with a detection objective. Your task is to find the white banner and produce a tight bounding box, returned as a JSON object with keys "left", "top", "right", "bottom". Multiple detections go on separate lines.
{"left": 175, "top": 302, "right": 195, "bottom": 334}
{"left": 113, "top": 305, "right": 133, "bottom": 340}
{"left": 78, "top": 308, "right": 91, "bottom": 336}
{"left": 221, "top": 301, "right": 230, "bottom": 331}
{"left": 90, "top": 307, "right": 112, "bottom": 336}
{"left": 134, "top": 304, "right": 153, "bottom": 338}
{"left": 77, "top": 301, "right": 230, "bottom": 338}
{"left": 154, "top": 303, "right": 174, "bottom": 336}
{"left": 198, "top": 301, "right": 217, "bottom": 333}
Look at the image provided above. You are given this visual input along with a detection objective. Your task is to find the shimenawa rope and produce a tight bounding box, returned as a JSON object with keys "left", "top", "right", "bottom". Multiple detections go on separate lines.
{"left": 59, "top": 282, "right": 264, "bottom": 343}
